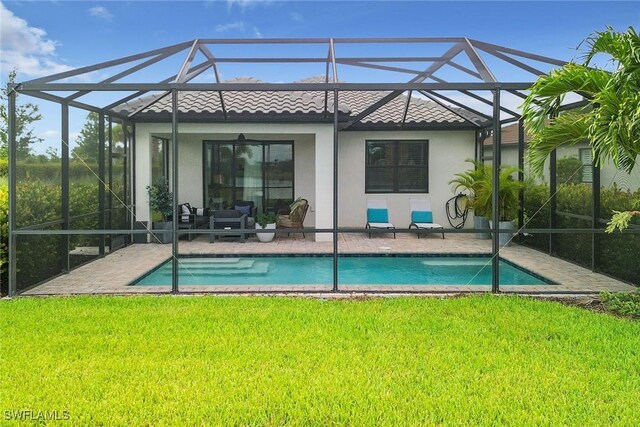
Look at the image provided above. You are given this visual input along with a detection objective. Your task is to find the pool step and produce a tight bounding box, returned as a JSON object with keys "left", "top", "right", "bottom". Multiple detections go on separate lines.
{"left": 160, "top": 261, "right": 270, "bottom": 276}
{"left": 177, "top": 260, "right": 256, "bottom": 270}
{"left": 421, "top": 259, "right": 490, "bottom": 267}
{"left": 180, "top": 258, "right": 242, "bottom": 264}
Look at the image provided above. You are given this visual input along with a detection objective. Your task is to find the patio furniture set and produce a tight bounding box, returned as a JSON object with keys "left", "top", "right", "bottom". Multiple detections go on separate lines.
{"left": 176, "top": 199, "right": 310, "bottom": 243}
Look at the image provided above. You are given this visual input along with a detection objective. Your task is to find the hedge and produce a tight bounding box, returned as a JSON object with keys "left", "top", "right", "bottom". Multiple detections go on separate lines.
{"left": 0, "top": 177, "right": 8, "bottom": 291}
{"left": 522, "top": 182, "right": 640, "bottom": 285}
{"left": 11, "top": 178, "right": 125, "bottom": 291}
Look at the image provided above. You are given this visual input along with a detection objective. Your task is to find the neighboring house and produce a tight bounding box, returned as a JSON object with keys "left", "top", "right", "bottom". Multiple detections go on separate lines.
{"left": 482, "top": 123, "right": 640, "bottom": 191}
{"left": 114, "top": 77, "right": 488, "bottom": 241}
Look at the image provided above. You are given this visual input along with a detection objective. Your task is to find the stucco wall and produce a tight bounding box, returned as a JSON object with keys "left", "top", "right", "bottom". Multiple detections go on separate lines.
{"left": 337, "top": 130, "right": 476, "bottom": 228}
{"left": 135, "top": 124, "right": 476, "bottom": 238}
{"left": 135, "top": 123, "right": 332, "bottom": 238}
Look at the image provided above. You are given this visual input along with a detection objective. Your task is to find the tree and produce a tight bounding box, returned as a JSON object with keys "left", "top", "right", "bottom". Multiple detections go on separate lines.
{"left": 71, "top": 112, "right": 123, "bottom": 164}
{"left": 522, "top": 27, "right": 640, "bottom": 232}
{"left": 71, "top": 112, "right": 100, "bottom": 163}
{"left": 0, "top": 70, "right": 43, "bottom": 160}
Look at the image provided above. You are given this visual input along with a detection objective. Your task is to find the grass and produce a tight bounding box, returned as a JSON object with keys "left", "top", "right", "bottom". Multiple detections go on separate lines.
{"left": 1, "top": 295, "right": 639, "bottom": 426}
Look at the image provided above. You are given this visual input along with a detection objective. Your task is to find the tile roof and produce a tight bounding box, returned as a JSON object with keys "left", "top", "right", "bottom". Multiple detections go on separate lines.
{"left": 113, "top": 76, "right": 488, "bottom": 127}
{"left": 483, "top": 123, "right": 532, "bottom": 146}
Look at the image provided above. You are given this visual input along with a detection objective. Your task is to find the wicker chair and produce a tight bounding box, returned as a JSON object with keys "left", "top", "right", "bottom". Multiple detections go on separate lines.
{"left": 277, "top": 198, "right": 309, "bottom": 238}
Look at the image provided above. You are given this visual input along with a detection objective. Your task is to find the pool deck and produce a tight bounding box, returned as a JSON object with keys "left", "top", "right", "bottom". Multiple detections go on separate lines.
{"left": 21, "top": 233, "right": 636, "bottom": 295}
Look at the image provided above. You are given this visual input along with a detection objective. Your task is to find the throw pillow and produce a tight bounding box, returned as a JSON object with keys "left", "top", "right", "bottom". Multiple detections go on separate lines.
{"left": 289, "top": 197, "right": 303, "bottom": 211}
{"left": 180, "top": 204, "right": 191, "bottom": 223}
{"left": 234, "top": 205, "right": 252, "bottom": 216}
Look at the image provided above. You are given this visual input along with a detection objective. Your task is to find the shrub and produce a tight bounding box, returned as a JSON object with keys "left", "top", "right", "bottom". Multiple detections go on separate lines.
{"left": 521, "top": 182, "right": 640, "bottom": 285}
{"left": 600, "top": 291, "right": 640, "bottom": 318}
{"left": 556, "top": 156, "right": 584, "bottom": 185}
{"left": 0, "top": 177, "right": 8, "bottom": 291}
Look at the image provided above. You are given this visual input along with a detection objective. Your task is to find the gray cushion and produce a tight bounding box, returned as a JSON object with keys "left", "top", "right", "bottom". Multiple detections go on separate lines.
{"left": 214, "top": 210, "right": 242, "bottom": 219}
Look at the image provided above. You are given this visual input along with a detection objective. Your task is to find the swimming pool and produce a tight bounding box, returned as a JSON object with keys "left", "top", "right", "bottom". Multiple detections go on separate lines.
{"left": 132, "top": 255, "right": 552, "bottom": 286}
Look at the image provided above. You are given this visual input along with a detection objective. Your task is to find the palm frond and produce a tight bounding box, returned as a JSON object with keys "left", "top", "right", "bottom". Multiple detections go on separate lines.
{"left": 521, "top": 64, "right": 608, "bottom": 136}
{"left": 526, "top": 112, "right": 590, "bottom": 175}
{"left": 582, "top": 26, "right": 640, "bottom": 70}
{"left": 524, "top": 27, "right": 640, "bottom": 177}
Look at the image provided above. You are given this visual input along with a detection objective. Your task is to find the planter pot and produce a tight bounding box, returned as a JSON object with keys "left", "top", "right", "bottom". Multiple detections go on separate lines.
{"left": 474, "top": 215, "right": 491, "bottom": 240}
{"left": 489, "top": 220, "right": 516, "bottom": 247}
{"left": 256, "top": 223, "right": 276, "bottom": 243}
{"left": 152, "top": 221, "right": 173, "bottom": 244}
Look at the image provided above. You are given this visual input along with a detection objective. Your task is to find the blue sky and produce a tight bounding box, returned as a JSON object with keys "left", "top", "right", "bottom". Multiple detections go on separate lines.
{"left": 1, "top": 0, "right": 638, "bottom": 152}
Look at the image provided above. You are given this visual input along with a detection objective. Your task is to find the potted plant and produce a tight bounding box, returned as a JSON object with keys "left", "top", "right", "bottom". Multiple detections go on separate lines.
{"left": 474, "top": 164, "right": 524, "bottom": 247}
{"left": 255, "top": 212, "right": 278, "bottom": 243}
{"left": 449, "top": 160, "right": 492, "bottom": 239}
{"left": 146, "top": 179, "right": 173, "bottom": 244}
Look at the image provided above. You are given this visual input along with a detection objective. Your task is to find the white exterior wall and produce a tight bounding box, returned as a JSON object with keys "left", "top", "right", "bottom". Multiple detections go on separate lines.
{"left": 337, "top": 130, "right": 476, "bottom": 228}
{"left": 135, "top": 123, "right": 476, "bottom": 240}
{"left": 135, "top": 123, "right": 332, "bottom": 240}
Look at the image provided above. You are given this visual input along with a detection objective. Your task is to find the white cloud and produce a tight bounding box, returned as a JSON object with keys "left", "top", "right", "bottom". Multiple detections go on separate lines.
{"left": 289, "top": 12, "right": 303, "bottom": 22}
{"left": 39, "top": 129, "right": 60, "bottom": 139}
{"left": 0, "top": 2, "right": 73, "bottom": 77}
{"left": 215, "top": 21, "right": 246, "bottom": 33}
{"left": 88, "top": 6, "right": 113, "bottom": 22}
{"left": 214, "top": 21, "right": 263, "bottom": 38}
{"left": 227, "top": 0, "right": 274, "bottom": 11}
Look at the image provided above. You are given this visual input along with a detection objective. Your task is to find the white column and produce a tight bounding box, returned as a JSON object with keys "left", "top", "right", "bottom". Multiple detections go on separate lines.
{"left": 314, "top": 126, "right": 334, "bottom": 242}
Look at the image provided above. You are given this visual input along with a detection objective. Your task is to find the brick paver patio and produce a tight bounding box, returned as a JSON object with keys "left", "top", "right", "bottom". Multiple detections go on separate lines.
{"left": 22, "top": 233, "right": 636, "bottom": 295}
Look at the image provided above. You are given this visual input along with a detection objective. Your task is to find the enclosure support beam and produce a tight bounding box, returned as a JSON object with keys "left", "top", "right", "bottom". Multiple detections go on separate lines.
{"left": 549, "top": 150, "right": 557, "bottom": 255}
{"left": 332, "top": 89, "right": 339, "bottom": 293}
{"left": 422, "top": 90, "right": 492, "bottom": 122}
{"left": 171, "top": 90, "right": 179, "bottom": 294}
{"left": 61, "top": 103, "right": 70, "bottom": 273}
{"left": 417, "top": 90, "right": 481, "bottom": 127}
{"left": 491, "top": 89, "right": 501, "bottom": 294}
{"left": 340, "top": 43, "right": 465, "bottom": 129}
{"left": 123, "top": 122, "right": 131, "bottom": 244}
{"left": 518, "top": 119, "right": 525, "bottom": 228}
{"left": 198, "top": 45, "right": 228, "bottom": 120}
{"left": 98, "top": 113, "right": 106, "bottom": 256}
{"left": 7, "top": 89, "right": 17, "bottom": 296}
{"left": 108, "top": 118, "right": 114, "bottom": 251}
{"left": 131, "top": 123, "right": 137, "bottom": 239}
{"left": 592, "top": 163, "right": 601, "bottom": 272}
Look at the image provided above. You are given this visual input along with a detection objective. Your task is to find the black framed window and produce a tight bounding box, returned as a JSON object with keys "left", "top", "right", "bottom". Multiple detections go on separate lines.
{"left": 366, "top": 140, "right": 429, "bottom": 193}
{"left": 204, "top": 140, "right": 294, "bottom": 213}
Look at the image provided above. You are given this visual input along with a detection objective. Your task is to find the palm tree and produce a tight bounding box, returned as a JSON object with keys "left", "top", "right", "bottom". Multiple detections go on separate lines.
{"left": 449, "top": 160, "right": 491, "bottom": 217}
{"left": 450, "top": 160, "right": 523, "bottom": 221}
{"left": 522, "top": 26, "right": 640, "bottom": 231}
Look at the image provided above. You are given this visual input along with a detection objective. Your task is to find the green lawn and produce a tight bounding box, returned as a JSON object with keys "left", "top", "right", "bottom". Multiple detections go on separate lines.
{"left": 1, "top": 296, "right": 639, "bottom": 426}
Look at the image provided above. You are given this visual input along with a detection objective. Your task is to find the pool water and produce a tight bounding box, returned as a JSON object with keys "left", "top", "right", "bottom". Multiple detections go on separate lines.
{"left": 133, "top": 256, "right": 551, "bottom": 286}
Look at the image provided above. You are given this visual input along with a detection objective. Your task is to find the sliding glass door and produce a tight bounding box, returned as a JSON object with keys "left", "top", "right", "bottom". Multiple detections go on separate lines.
{"left": 204, "top": 140, "right": 294, "bottom": 214}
